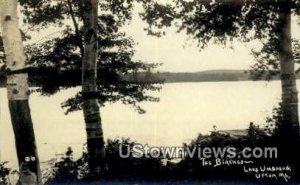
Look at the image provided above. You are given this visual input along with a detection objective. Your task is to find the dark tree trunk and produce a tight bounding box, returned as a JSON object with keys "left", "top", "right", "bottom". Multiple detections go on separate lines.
{"left": 278, "top": 1, "right": 300, "bottom": 140}
{"left": 82, "top": 0, "right": 105, "bottom": 177}
{"left": 9, "top": 101, "right": 41, "bottom": 185}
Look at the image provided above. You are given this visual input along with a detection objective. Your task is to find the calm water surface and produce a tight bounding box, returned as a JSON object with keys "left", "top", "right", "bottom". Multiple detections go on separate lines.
{"left": 0, "top": 81, "right": 285, "bottom": 169}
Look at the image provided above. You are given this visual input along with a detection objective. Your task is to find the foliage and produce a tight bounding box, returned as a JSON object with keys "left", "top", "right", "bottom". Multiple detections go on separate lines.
{"left": 43, "top": 147, "right": 87, "bottom": 183}
{"left": 0, "top": 0, "right": 164, "bottom": 114}
{"left": 265, "top": 105, "right": 284, "bottom": 136}
{"left": 250, "top": 38, "right": 300, "bottom": 80}
{"left": 0, "top": 162, "right": 11, "bottom": 184}
{"left": 45, "top": 138, "right": 166, "bottom": 183}
{"left": 46, "top": 125, "right": 295, "bottom": 183}
{"left": 45, "top": 147, "right": 78, "bottom": 182}
{"left": 105, "top": 138, "right": 164, "bottom": 179}
{"left": 177, "top": 124, "right": 278, "bottom": 180}
{"left": 139, "top": 0, "right": 300, "bottom": 79}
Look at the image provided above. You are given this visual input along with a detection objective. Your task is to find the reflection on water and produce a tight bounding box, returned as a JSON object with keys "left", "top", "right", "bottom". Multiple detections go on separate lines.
{"left": 0, "top": 81, "right": 283, "bottom": 169}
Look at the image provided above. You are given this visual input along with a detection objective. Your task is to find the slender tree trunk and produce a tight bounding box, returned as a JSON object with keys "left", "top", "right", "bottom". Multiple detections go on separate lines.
{"left": 0, "top": 0, "right": 41, "bottom": 184}
{"left": 82, "top": 0, "right": 105, "bottom": 177}
{"left": 278, "top": 1, "right": 300, "bottom": 139}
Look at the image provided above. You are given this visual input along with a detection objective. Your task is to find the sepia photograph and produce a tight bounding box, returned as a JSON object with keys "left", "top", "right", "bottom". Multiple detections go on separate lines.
{"left": 0, "top": 0, "right": 300, "bottom": 184}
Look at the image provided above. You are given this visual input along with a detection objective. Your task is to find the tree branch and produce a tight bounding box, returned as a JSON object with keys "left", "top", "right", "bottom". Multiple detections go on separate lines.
{"left": 66, "top": 0, "right": 84, "bottom": 57}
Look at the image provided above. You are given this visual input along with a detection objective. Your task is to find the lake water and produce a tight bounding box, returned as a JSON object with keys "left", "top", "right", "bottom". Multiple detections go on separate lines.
{"left": 0, "top": 81, "right": 285, "bottom": 169}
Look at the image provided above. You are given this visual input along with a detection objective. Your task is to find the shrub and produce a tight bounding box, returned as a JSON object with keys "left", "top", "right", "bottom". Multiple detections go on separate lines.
{"left": 0, "top": 162, "right": 11, "bottom": 184}
{"left": 43, "top": 147, "right": 80, "bottom": 183}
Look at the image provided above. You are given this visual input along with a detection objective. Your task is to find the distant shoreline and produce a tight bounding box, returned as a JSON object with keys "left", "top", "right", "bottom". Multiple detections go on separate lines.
{"left": 1, "top": 69, "right": 297, "bottom": 87}
{"left": 0, "top": 79, "right": 284, "bottom": 88}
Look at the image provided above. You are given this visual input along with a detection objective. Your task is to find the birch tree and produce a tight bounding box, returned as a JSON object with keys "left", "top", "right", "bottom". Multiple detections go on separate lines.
{"left": 0, "top": 0, "right": 41, "bottom": 184}
{"left": 277, "top": 0, "right": 299, "bottom": 139}
{"left": 140, "top": 0, "right": 300, "bottom": 139}
{"left": 18, "top": 0, "right": 162, "bottom": 177}
{"left": 81, "top": 0, "right": 104, "bottom": 176}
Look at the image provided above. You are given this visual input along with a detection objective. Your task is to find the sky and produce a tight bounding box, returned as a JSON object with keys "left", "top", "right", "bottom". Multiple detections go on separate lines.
{"left": 23, "top": 2, "right": 300, "bottom": 73}
{"left": 121, "top": 4, "right": 300, "bottom": 72}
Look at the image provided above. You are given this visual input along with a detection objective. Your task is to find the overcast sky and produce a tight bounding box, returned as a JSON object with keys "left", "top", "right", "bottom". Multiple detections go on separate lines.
{"left": 25, "top": 3, "right": 300, "bottom": 73}
{"left": 121, "top": 4, "right": 300, "bottom": 72}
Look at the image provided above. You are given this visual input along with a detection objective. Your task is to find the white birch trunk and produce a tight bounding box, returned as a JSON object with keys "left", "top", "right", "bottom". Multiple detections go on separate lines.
{"left": 0, "top": 0, "right": 41, "bottom": 184}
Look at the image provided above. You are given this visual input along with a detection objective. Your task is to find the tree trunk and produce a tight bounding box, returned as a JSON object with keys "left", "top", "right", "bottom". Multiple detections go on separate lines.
{"left": 0, "top": 0, "right": 41, "bottom": 184}
{"left": 82, "top": 0, "right": 105, "bottom": 177}
{"left": 278, "top": 1, "right": 300, "bottom": 140}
